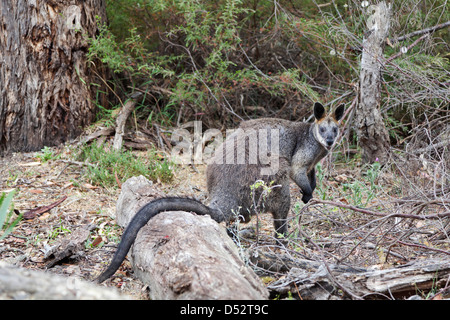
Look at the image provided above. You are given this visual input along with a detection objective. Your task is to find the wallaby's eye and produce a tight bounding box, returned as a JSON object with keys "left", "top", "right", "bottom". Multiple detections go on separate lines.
{"left": 333, "top": 127, "right": 338, "bottom": 134}
{"left": 320, "top": 127, "right": 325, "bottom": 133}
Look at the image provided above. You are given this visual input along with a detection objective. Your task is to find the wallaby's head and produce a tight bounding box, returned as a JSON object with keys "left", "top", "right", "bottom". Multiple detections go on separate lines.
{"left": 312, "top": 102, "right": 345, "bottom": 150}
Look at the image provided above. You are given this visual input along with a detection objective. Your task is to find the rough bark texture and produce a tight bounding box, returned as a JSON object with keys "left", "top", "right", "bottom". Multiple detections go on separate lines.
{"left": 43, "top": 224, "right": 96, "bottom": 268}
{"left": 355, "top": 1, "right": 391, "bottom": 164}
{"left": 0, "top": 262, "right": 130, "bottom": 300}
{"left": 0, "top": 0, "right": 106, "bottom": 154}
{"left": 116, "top": 176, "right": 269, "bottom": 300}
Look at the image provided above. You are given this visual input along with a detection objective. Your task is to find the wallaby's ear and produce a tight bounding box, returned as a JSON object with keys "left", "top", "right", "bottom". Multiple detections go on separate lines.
{"left": 334, "top": 104, "right": 345, "bottom": 121}
{"left": 313, "top": 102, "right": 325, "bottom": 120}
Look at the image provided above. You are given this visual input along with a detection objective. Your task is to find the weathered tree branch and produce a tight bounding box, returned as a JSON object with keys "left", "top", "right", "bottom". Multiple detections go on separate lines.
{"left": 23, "top": 196, "right": 67, "bottom": 220}
{"left": 113, "top": 95, "right": 140, "bottom": 151}
{"left": 394, "top": 20, "right": 450, "bottom": 42}
{"left": 311, "top": 199, "right": 450, "bottom": 220}
{"left": 266, "top": 256, "right": 450, "bottom": 300}
{"left": 0, "top": 262, "right": 129, "bottom": 300}
{"left": 386, "top": 33, "right": 430, "bottom": 63}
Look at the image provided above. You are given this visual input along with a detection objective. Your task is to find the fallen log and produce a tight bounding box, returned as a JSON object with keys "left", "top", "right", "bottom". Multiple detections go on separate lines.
{"left": 263, "top": 252, "right": 450, "bottom": 300}
{"left": 130, "top": 211, "right": 268, "bottom": 299}
{"left": 113, "top": 176, "right": 269, "bottom": 300}
{"left": 0, "top": 262, "right": 129, "bottom": 300}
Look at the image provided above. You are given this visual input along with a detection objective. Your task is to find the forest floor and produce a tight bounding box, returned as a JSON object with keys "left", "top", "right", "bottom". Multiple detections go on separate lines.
{"left": 1, "top": 139, "right": 449, "bottom": 299}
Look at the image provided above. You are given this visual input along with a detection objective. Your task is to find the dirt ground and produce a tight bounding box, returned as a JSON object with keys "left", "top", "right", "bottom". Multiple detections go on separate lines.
{"left": 0, "top": 146, "right": 279, "bottom": 299}
{"left": 1, "top": 142, "right": 449, "bottom": 300}
{"left": 0, "top": 148, "right": 180, "bottom": 299}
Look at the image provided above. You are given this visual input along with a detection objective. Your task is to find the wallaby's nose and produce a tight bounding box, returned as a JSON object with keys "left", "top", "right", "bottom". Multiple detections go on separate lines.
{"left": 326, "top": 139, "right": 334, "bottom": 147}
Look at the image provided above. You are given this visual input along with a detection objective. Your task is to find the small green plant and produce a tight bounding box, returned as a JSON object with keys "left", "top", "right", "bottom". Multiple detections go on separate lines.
{"left": 48, "top": 218, "right": 71, "bottom": 241}
{"left": 86, "top": 1, "right": 321, "bottom": 128}
{"left": 365, "top": 158, "right": 381, "bottom": 191}
{"left": 342, "top": 180, "right": 368, "bottom": 207}
{"left": 75, "top": 143, "right": 174, "bottom": 188}
{"left": 0, "top": 190, "right": 22, "bottom": 240}
{"left": 414, "top": 271, "right": 441, "bottom": 300}
{"left": 35, "top": 146, "right": 60, "bottom": 162}
{"left": 342, "top": 160, "right": 382, "bottom": 207}
{"left": 86, "top": 223, "right": 122, "bottom": 249}
{"left": 250, "top": 180, "right": 279, "bottom": 213}
{"left": 314, "top": 162, "right": 329, "bottom": 200}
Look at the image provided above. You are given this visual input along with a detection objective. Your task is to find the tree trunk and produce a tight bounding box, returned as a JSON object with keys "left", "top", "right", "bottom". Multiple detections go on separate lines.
{"left": 0, "top": 0, "right": 106, "bottom": 155}
{"left": 355, "top": 1, "right": 391, "bottom": 164}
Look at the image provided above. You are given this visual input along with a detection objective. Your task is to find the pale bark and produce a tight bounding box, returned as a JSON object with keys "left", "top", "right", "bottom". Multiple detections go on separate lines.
{"left": 355, "top": 1, "right": 391, "bottom": 164}
{"left": 130, "top": 211, "right": 269, "bottom": 300}
{"left": 263, "top": 251, "right": 450, "bottom": 300}
{"left": 0, "top": 262, "right": 130, "bottom": 300}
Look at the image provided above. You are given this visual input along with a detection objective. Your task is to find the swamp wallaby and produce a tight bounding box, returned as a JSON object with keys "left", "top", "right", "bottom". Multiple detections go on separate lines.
{"left": 95, "top": 102, "right": 345, "bottom": 283}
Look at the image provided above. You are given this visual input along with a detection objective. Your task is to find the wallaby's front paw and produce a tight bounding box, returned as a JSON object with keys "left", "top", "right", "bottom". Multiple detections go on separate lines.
{"left": 301, "top": 194, "right": 312, "bottom": 204}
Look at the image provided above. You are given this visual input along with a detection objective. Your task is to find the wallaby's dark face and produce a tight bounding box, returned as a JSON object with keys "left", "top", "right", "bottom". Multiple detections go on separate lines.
{"left": 312, "top": 102, "right": 345, "bottom": 150}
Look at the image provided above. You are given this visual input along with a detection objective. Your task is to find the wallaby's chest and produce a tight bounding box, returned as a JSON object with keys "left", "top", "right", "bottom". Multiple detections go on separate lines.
{"left": 288, "top": 126, "right": 328, "bottom": 173}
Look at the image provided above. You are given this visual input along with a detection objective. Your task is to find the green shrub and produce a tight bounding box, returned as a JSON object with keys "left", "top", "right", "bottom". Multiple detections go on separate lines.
{"left": 76, "top": 144, "right": 174, "bottom": 188}
{"left": 87, "top": 0, "right": 448, "bottom": 148}
{"left": 87, "top": 0, "right": 325, "bottom": 126}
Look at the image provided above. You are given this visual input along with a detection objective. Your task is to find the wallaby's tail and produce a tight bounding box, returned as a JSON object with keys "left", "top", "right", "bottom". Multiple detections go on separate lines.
{"left": 95, "top": 197, "right": 214, "bottom": 283}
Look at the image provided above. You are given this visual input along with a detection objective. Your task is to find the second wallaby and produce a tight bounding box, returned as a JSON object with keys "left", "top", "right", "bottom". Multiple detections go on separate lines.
{"left": 95, "top": 102, "right": 345, "bottom": 283}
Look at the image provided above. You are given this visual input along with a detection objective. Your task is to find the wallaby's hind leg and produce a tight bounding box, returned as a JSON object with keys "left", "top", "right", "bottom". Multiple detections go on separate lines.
{"left": 308, "top": 168, "right": 316, "bottom": 192}
{"left": 270, "top": 185, "right": 290, "bottom": 237}
{"left": 273, "top": 209, "right": 289, "bottom": 237}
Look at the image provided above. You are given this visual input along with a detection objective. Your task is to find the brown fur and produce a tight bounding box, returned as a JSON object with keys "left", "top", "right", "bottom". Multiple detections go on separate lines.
{"left": 206, "top": 102, "right": 345, "bottom": 235}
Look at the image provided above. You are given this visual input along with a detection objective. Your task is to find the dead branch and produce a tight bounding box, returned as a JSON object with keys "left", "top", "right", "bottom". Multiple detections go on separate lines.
{"left": 311, "top": 199, "right": 450, "bottom": 220}
{"left": 113, "top": 96, "right": 140, "bottom": 151}
{"left": 393, "top": 239, "right": 450, "bottom": 256}
{"left": 78, "top": 127, "right": 115, "bottom": 145}
{"left": 386, "top": 33, "right": 430, "bottom": 63}
{"left": 267, "top": 257, "right": 450, "bottom": 300}
{"left": 411, "top": 140, "right": 450, "bottom": 154}
{"left": 22, "top": 196, "right": 68, "bottom": 220}
{"left": 297, "top": 228, "right": 363, "bottom": 300}
{"left": 57, "top": 159, "right": 96, "bottom": 167}
{"left": 44, "top": 224, "right": 97, "bottom": 268}
{"left": 394, "top": 20, "right": 450, "bottom": 42}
